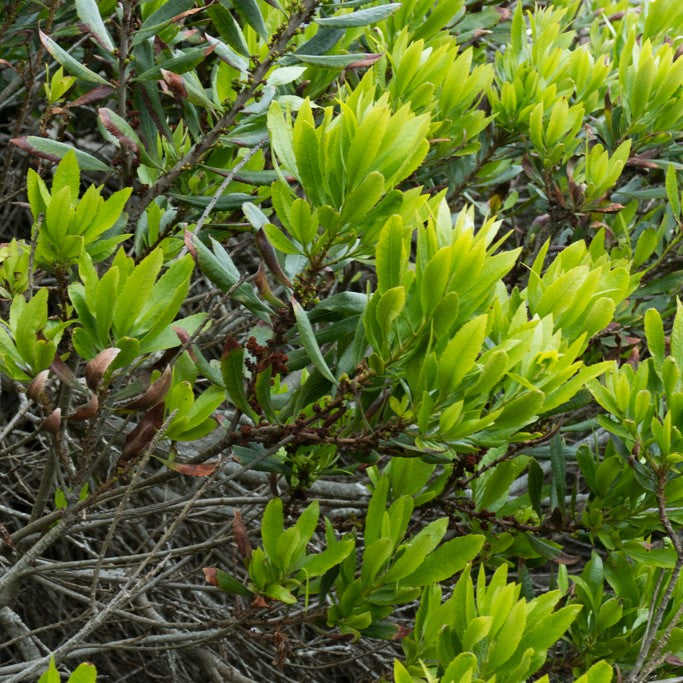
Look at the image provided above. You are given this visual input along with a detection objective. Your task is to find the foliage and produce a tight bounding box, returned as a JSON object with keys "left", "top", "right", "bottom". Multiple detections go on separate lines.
{"left": 37, "top": 657, "right": 96, "bottom": 683}
{"left": 0, "top": 0, "right": 681, "bottom": 681}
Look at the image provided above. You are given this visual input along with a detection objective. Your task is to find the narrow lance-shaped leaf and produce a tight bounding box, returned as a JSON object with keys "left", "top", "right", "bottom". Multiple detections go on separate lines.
{"left": 291, "top": 297, "right": 337, "bottom": 384}
{"left": 316, "top": 4, "right": 401, "bottom": 28}
{"left": 76, "top": 0, "right": 115, "bottom": 52}
{"left": 39, "top": 31, "right": 110, "bottom": 85}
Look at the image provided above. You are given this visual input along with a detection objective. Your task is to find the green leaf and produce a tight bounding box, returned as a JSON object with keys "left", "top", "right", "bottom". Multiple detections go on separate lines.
{"left": 437, "top": 314, "right": 488, "bottom": 396}
{"left": 494, "top": 390, "right": 545, "bottom": 431}
{"left": 381, "top": 518, "right": 448, "bottom": 583}
{"left": 365, "top": 476, "right": 389, "bottom": 545}
{"left": 76, "top": 0, "right": 115, "bottom": 52}
{"left": 37, "top": 656, "right": 60, "bottom": 683}
{"left": 376, "top": 216, "right": 406, "bottom": 294}
{"left": 294, "top": 53, "right": 379, "bottom": 68}
{"left": 220, "top": 343, "right": 252, "bottom": 415}
{"left": 12, "top": 137, "right": 112, "bottom": 172}
{"left": 645, "top": 307, "right": 665, "bottom": 377}
{"left": 134, "top": 0, "right": 195, "bottom": 44}
{"left": 262, "top": 498, "right": 284, "bottom": 559}
{"left": 291, "top": 297, "right": 337, "bottom": 384}
{"left": 67, "top": 662, "right": 98, "bottom": 683}
{"left": 574, "top": 660, "right": 613, "bottom": 683}
{"left": 528, "top": 458, "right": 544, "bottom": 519}
{"left": 375, "top": 286, "right": 405, "bottom": 339}
{"left": 268, "top": 101, "right": 298, "bottom": 176}
{"left": 237, "top": 0, "right": 268, "bottom": 39}
{"left": 361, "top": 537, "right": 393, "bottom": 587}
{"left": 113, "top": 250, "right": 164, "bottom": 337}
{"left": 52, "top": 150, "right": 80, "bottom": 200}
{"left": 666, "top": 164, "right": 681, "bottom": 218}
{"left": 486, "top": 599, "right": 527, "bottom": 672}
{"left": 39, "top": 31, "right": 110, "bottom": 84}
{"left": 316, "top": 4, "right": 401, "bottom": 28}
{"left": 213, "top": 568, "right": 254, "bottom": 597}
{"left": 549, "top": 434, "right": 566, "bottom": 513}
{"left": 462, "top": 615, "right": 493, "bottom": 650}
{"left": 263, "top": 223, "right": 300, "bottom": 254}
{"left": 301, "top": 540, "right": 354, "bottom": 577}
{"left": 403, "top": 534, "right": 485, "bottom": 586}
{"left": 672, "top": 298, "right": 683, "bottom": 369}
{"left": 207, "top": 4, "right": 249, "bottom": 56}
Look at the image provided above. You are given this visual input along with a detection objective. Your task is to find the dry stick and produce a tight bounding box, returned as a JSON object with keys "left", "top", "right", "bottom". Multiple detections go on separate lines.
{"left": 0, "top": 606, "right": 43, "bottom": 660}
{"left": 628, "top": 470, "right": 683, "bottom": 683}
{"left": 117, "top": 0, "right": 135, "bottom": 186}
{"left": 177, "top": 134, "right": 269, "bottom": 259}
{"left": 4, "top": 437, "right": 295, "bottom": 680}
{"left": 0, "top": 511, "right": 78, "bottom": 608}
{"left": 89, "top": 409, "right": 178, "bottom": 611}
{"left": 125, "top": 0, "right": 320, "bottom": 230}
{"left": 137, "top": 593, "right": 258, "bottom": 683}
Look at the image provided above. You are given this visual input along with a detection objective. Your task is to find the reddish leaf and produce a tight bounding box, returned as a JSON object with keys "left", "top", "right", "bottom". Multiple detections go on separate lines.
{"left": 119, "top": 403, "right": 164, "bottom": 465}
{"left": 203, "top": 567, "right": 218, "bottom": 586}
{"left": 552, "top": 553, "right": 581, "bottom": 565}
{"left": 346, "top": 53, "right": 383, "bottom": 69}
{"left": 10, "top": 137, "right": 60, "bottom": 163}
{"left": 184, "top": 229, "right": 197, "bottom": 259}
{"left": 167, "top": 461, "right": 220, "bottom": 476}
{"left": 68, "top": 85, "right": 115, "bottom": 108}
{"left": 119, "top": 366, "right": 172, "bottom": 412}
{"left": 593, "top": 202, "right": 625, "bottom": 213}
{"left": 233, "top": 509, "right": 252, "bottom": 560}
{"left": 50, "top": 356, "right": 80, "bottom": 388}
{"left": 255, "top": 228, "right": 292, "bottom": 287}
{"left": 42, "top": 408, "right": 62, "bottom": 434}
{"left": 160, "top": 69, "right": 188, "bottom": 98}
{"left": 66, "top": 394, "right": 99, "bottom": 421}
{"left": 28, "top": 370, "right": 49, "bottom": 402}
{"left": 85, "top": 348, "right": 120, "bottom": 390}
{"left": 252, "top": 595, "right": 269, "bottom": 608}
{"left": 98, "top": 107, "right": 139, "bottom": 153}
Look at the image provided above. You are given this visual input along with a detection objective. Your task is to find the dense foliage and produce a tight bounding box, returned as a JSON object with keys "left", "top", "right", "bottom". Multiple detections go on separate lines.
{"left": 0, "top": 0, "right": 681, "bottom": 681}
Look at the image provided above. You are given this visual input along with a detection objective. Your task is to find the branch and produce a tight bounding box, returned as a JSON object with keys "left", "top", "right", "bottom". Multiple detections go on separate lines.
{"left": 125, "top": 0, "right": 320, "bottom": 229}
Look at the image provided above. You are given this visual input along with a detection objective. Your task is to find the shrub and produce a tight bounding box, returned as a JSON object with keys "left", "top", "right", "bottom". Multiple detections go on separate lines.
{"left": 0, "top": 0, "right": 681, "bottom": 681}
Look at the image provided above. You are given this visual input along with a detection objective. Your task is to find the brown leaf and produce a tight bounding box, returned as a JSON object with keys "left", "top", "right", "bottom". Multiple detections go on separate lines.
{"left": 168, "top": 461, "right": 220, "bottom": 477}
{"left": 119, "top": 403, "right": 164, "bottom": 465}
{"left": 160, "top": 69, "right": 188, "bottom": 98}
{"left": 203, "top": 567, "right": 218, "bottom": 586}
{"left": 10, "top": 137, "right": 60, "bottom": 163}
{"left": 346, "top": 53, "right": 383, "bottom": 69}
{"left": 41, "top": 408, "right": 62, "bottom": 434}
{"left": 255, "top": 228, "right": 292, "bottom": 287}
{"left": 68, "top": 85, "right": 115, "bottom": 108}
{"left": 392, "top": 625, "right": 412, "bottom": 640}
{"left": 98, "top": 108, "right": 139, "bottom": 153}
{"left": 627, "top": 155, "right": 659, "bottom": 169}
{"left": 233, "top": 509, "right": 252, "bottom": 560}
{"left": 85, "top": 348, "right": 120, "bottom": 391}
{"left": 28, "top": 370, "right": 50, "bottom": 402}
{"left": 184, "top": 229, "right": 197, "bottom": 259}
{"left": 252, "top": 595, "right": 269, "bottom": 608}
{"left": 593, "top": 202, "right": 625, "bottom": 213}
{"left": 50, "top": 356, "right": 80, "bottom": 388}
{"left": 222, "top": 334, "right": 241, "bottom": 356}
{"left": 552, "top": 553, "right": 581, "bottom": 565}
{"left": 119, "top": 366, "right": 172, "bottom": 412}
{"left": 255, "top": 263, "right": 285, "bottom": 307}
{"left": 66, "top": 394, "right": 99, "bottom": 421}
